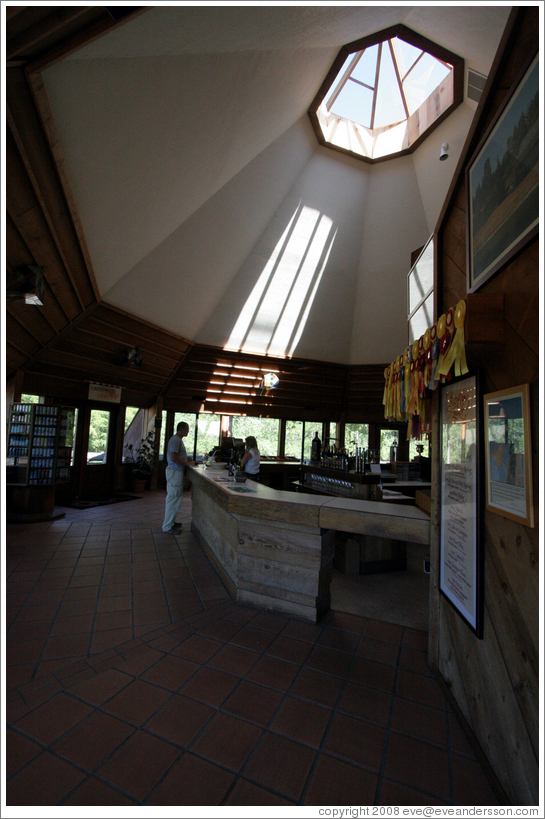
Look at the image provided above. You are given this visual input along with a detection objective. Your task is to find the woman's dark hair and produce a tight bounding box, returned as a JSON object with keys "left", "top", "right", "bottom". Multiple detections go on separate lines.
{"left": 245, "top": 436, "right": 258, "bottom": 450}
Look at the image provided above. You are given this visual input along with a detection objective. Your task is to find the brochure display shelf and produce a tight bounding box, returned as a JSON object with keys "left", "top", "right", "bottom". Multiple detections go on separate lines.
{"left": 6, "top": 404, "right": 76, "bottom": 522}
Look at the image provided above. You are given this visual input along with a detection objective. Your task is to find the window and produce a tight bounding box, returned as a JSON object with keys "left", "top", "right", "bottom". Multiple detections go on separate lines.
{"left": 309, "top": 26, "right": 462, "bottom": 162}
{"left": 284, "top": 420, "right": 304, "bottom": 459}
{"left": 174, "top": 412, "right": 198, "bottom": 458}
{"left": 124, "top": 406, "right": 140, "bottom": 434}
{"left": 408, "top": 235, "right": 435, "bottom": 345}
{"left": 409, "top": 437, "right": 430, "bottom": 461}
{"left": 194, "top": 413, "right": 221, "bottom": 458}
{"left": 231, "top": 417, "right": 279, "bottom": 457}
{"left": 87, "top": 409, "right": 110, "bottom": 464}
{"left": 345, "top": 423, "right": 369, "bottom": 453}
{"left": 380, "top": 428, "right": 399, "bottom": 463}
{"left": 71, "top": 408, "right": 79, "bottom": 466}
{"left": 303, "top": 422, "right": 321, "bottom": 462}
{"left": 123, "top": 407, "right": 145, "bottom": 463}
{"left": 159, "top": 418, "right": 167, "bottom": 460}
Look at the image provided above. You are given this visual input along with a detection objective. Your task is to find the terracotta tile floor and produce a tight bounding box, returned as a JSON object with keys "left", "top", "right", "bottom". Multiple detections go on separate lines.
{"left": 5, "top": 491, "right": 503, "bottom": 807}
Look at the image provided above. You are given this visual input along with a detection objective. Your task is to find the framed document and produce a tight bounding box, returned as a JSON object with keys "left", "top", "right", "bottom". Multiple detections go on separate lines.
{"left": 484, "top": 384, "right": 534, "bottom": 528}
{"left": 466, "top": 50, "right": 539, "bottom": 293}
{"left": 440, "top": 372, "right": 483, "bottom": 637}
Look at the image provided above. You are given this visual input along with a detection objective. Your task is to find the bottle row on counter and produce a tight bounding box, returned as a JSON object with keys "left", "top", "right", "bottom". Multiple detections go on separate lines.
{"left": 311, "top": 432, "right": 370, "bottom": 472}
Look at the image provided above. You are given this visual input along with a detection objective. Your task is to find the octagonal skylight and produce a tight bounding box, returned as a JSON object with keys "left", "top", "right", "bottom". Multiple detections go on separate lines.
{"left": 309, "top": 25, "right": 464, "bottom": 162}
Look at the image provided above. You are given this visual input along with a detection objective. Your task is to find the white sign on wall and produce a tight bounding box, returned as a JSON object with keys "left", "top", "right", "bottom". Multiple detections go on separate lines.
{"left": 88, "top": 382, "right": 122, "bottom": 403}
{"left": 440, "top": 373, "right": 483, "bottom": 638}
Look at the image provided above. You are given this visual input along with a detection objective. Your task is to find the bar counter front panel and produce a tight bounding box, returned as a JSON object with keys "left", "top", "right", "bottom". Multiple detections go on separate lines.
{"left": 188, "top": 465, "right": 430, "bottom": 623}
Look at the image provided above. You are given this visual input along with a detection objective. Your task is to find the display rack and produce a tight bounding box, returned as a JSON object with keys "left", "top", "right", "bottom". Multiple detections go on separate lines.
{"left": 7, "top": 403, "right": 75, "bottom": 486}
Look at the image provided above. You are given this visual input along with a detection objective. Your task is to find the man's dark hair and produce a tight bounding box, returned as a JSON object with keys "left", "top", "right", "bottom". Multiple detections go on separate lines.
{"left": 176, "top": 422, "right": 189, "bottom": 433}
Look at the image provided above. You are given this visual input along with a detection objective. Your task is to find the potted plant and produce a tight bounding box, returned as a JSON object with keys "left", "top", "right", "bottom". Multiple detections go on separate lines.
{"left": 124, "top": 432, "right": 157, "bottom": 492}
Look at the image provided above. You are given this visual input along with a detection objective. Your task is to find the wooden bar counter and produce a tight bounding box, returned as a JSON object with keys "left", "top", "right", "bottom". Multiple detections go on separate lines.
{"left": 188, "top": 465, "right": 430, "bottom": 623}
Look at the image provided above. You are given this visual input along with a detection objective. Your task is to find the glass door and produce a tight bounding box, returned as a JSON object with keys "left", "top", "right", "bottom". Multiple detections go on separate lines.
{"left": 80, "top": 404, "right": 119, "bottom": 499}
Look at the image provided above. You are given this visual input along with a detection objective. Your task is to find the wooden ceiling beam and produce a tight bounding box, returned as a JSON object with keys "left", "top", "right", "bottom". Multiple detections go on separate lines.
{"left": 23, "top": 8, "right": 149, "bottom": 73}
{"left": 6, "top": 7, "right": 92, "bottom": 61}
{"left": 74, "top": 328, "right": 186, "bottom": 370}
{"left": 28, "top": 358, "right": 166, "bottom": 391}
{"left": 5, "top": 303, "right": 57, "bottom": 347}
{"left": 43, "top": 337, "right": 176, "bottom": 377}
{"left": 95, "top": 303, "right": 194, "bottom": 349}
{"left": 5, "top": 7, "right": 26, "bottom": 21}
{"left": 78, "top": 319, "right": 191, "bottom": 362}
{"left": 6, "top": 300, "right": 103, "bottom": 374}
{"left": 7, "top": 69, "right": 99, "bottom": 306}
{"left": 6, "top": 196, "right": 83, "bottom": 320}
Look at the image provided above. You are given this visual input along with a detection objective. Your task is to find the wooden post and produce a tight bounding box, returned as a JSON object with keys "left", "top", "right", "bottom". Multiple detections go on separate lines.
{"left": 278, "top": 418, "right": 286, "bottom": 458}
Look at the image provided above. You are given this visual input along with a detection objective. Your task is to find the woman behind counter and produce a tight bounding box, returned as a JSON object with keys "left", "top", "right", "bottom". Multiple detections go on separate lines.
{"left": 240, "top": 436, "right": 260, "bottom": 481}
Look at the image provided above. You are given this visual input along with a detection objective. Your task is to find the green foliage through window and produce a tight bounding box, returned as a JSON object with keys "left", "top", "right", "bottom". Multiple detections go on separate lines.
{"left": 285, "top": 421, "right": 304, "bottom": 459}
{"left": 231, "top": 417, "right": 279, "bottom": 456}
{"left": 87, "top": 409, "right": 110, "bottom": 463}
{"left": 174, "top": 412, "right": 199, "bottom": 457}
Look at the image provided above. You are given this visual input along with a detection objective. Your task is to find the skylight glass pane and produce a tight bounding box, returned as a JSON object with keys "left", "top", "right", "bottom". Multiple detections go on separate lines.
{"left": 374, "top": 45, "right": 406, "bottom": 128}
{"left": 404, "top": 53, "right": 451, "bottom": 113}
{"left": 325, "top": 54, "right": 353, "bottom": 106}
{"left": 351, "top": 45, "right": 379, "bottom": 87}
{"left": 330, "top": 81, "right": 373, "bottom": 128}
{"left": 392, "top": 37, "right": 422, "bottom": 78}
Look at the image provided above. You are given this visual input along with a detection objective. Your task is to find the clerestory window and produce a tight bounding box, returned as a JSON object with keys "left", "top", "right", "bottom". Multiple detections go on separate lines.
{"left": 308, "top": 25, "right": 464, "bottom": 163}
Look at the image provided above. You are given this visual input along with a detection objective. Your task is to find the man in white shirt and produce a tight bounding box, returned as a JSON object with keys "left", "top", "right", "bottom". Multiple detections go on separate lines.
{"left": 162, "top": 421, "right": 194, "bottom": 533}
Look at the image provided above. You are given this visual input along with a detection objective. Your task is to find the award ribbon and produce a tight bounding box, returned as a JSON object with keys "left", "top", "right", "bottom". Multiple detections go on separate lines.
{"left": 438, "top": 300, "right": 469, "bottom": 377}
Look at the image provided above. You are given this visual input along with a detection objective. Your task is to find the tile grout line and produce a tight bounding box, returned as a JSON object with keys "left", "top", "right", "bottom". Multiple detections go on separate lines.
{"left": 373, "top": 623, "right": 405, "bottom": 805}
{"left": 24, "top": 522, "right": 93, "bottom": 684}
{"left": 8, "top": 503, "right": 470, "bottom": 807}
{"left": 297, "top": 622, "right": 367, "bottom": 805}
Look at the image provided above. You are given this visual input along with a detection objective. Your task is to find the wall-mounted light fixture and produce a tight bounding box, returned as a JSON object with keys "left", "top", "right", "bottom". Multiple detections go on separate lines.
{"left": 440, "top": 142, "right": 449, "bottom": 161}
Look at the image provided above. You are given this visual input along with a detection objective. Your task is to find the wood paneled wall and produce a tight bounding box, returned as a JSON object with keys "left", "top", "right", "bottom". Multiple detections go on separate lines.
{"left": 163, "top": 345, "right": 385, "bottom": 422}
{"left": 429, "top": 8, "right": 539, "bottom": 805}
{"left": 345, "top": 364, "right": 387, "bottom": 423}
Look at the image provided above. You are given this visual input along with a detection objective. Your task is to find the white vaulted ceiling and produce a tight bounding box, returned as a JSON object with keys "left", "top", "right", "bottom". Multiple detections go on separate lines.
{"left": 40, "top": 4, "right": 511, "bottom": 365}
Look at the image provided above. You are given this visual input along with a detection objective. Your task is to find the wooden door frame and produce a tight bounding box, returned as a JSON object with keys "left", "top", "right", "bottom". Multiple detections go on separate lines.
{"left": 75, "top": 402, "right": 121, "bottom": 498}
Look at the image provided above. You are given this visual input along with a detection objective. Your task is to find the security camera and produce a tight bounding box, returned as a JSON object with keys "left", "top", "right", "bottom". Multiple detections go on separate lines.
{"left": 439, "top": 143, "right": 449, "bottom": 161}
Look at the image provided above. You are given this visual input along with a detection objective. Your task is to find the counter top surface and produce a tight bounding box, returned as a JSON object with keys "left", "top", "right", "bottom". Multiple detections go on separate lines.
{"left": 189, "top": 465, "right": 430, "bottom": 520}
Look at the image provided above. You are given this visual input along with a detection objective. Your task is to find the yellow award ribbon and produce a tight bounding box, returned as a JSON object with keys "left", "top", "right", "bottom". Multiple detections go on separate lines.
{"left": 383, "top": 366, "right": 390, "bottom": 410}
{"left": 391, "top": 360, "right": 398, "bottom": 419}
{"left": 407, "top": 361, "right": 420, "bottom": 416}
{"left": 395, "top": 355, "right": 403, "bottom": 420}
{"left": 384, "top": 365, "right": 393, "bottom": 418}
{"left": 438, "top": 301, "right": 468, "bottom": 377}
{"left": 404, "top": 346, "right": 412, "bottom": 414}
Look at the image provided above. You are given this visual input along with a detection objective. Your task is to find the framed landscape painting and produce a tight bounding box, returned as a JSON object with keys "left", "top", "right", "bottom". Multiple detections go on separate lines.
{"left": 466, "top": 50, "right": 538, "bottom": 292}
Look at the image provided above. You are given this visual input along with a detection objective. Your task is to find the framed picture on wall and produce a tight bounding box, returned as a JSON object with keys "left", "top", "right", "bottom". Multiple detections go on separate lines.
{"left": 439, "top": 372, "right": 483, "bottom": 638}
{"left": 466, "top": 49, "right": 538, "bottom": 293}
{"left": 484, "top": 384, "right": 534, "bottom": 528}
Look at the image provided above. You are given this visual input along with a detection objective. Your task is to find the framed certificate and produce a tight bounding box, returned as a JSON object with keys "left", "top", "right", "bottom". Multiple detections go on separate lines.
{"left": 440, "top": 372, "right": 483, "bottom": 637}
{"left": 484, "top": 384, "right": 534, "bottom": 528}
